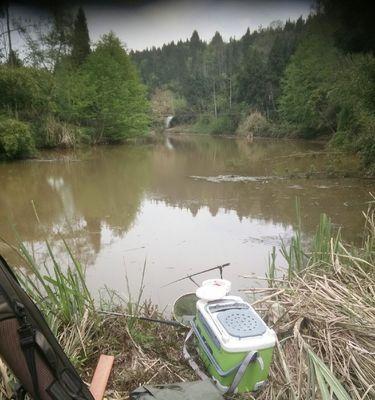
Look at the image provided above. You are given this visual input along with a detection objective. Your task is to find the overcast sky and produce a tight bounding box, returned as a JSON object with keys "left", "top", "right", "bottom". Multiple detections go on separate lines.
{"left": 85, "top": 0, "right": 312, "bottom": 50}
{"left": 10, "top": 0, "right": 312, "bottom": 51}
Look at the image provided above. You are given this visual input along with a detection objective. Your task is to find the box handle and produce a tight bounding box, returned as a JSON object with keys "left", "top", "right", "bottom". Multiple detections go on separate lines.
{"left": 185, "top": 323, "right": 265, "bottom": 394}
{"left": 227, "top": 350, "right": 259, "bottom": 394}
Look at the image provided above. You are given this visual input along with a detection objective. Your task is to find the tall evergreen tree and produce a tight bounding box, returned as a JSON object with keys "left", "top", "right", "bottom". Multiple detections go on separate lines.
{"left": 71, "top": 7, "right": 90, "bottom": 66}
{"left": 76, "top": 32, "right": 149, "bottom": 142}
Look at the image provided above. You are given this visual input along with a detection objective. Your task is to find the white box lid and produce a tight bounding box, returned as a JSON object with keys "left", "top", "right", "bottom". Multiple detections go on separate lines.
{"left": 197, "top": 295, "right": 276, "bottom": 352}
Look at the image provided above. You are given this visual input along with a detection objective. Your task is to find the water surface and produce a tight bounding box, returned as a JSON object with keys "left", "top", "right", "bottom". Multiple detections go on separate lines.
{"left": 0, "top": 135, "right": 373, "bottom": 307}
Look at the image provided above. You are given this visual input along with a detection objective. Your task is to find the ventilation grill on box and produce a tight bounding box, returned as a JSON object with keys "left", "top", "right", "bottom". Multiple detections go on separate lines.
{"left": 216, "top": 308, "right": 266, "bottom": 338}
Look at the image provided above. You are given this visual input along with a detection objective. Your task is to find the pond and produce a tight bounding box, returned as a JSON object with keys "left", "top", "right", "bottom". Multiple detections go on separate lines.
{"left": 0, "top": 134, "right": 373, "bottom": 308}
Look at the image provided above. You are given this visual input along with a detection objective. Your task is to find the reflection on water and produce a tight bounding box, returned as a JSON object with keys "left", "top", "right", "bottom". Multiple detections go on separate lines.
{"left": 0, "top": 135, "right": 373, "bottom": 307}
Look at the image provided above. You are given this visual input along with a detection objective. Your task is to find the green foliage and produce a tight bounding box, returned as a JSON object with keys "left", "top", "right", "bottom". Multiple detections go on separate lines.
{"left": 328, "top": 54, "right": 375, "bottom": 170}
{"left": 23, "top": 7, "right": 74, "bottom": 71}
{"left": 132, "top": 9, "right": 374, "bottom": 171}
{"left": 316, "top": 0, "right": 374, "bottom": 53}
{"left": 0, "top": 66, "right": 54, "bottom": 118}
{"left": 0, "top": 31, "right": 150, "bottom": 155}
{"left": 193, "top": 114, "right": 236, "bottom": 135}
{"left": 277, "top": 25, "right": 375, "bottom": 171}
{"left": 0, "top": 3, "right": 373, "bottom": 172}
{"left": 209, "top": 115, "right": 235, "bottom": 135}
{"left": 16, "top": 235, "right": 94, "bottom": 326}
{"left": 236, "top": 49, "right": 268, "bottom": 110}
{"left": 278, "top": 34, "right": 341, "bottom": 137}
{"left": 0, "top": 224, "right": 97, "bottom": 367}
{"left": 74, "top": 32, "right": 149, "bottom": 143}
{"left": 279, "top": 199, "right": 343, "bottom": 279}
{"left": 133, "top": 18, "right": 305, "bottom": 120}
{"left": 306, "top": 346, "right": 352, "bottom": 400}
{"left": 0, "top": 117, "right": 35, "bottom": 159}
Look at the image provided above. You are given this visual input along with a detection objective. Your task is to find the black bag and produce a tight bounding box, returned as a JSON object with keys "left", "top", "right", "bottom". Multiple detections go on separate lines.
{"left": 0, "top": 255, "right": 94, "bottom": 400}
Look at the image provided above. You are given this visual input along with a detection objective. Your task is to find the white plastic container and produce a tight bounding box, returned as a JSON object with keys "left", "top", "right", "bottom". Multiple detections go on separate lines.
{"left": 202, "top": 279, "right": 231, "bottom": 294}
{"left": 196, "top": 279, "right": 231, "bottom": 301}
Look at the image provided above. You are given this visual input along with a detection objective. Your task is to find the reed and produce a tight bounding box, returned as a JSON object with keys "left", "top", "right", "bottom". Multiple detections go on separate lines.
{"left": 276, "top": 198, "right": 343, "bottom": 280}
{"left": 278, "top": 198, "right": 307, "bottom": 278}
{"left": 258, "top": 195, "right": 375, "bottom": 400}
{"left": 267, "top": 246, "right": 276, "bottom": 287}
{"left": 15, "top": 236, "right": 95, "bottom": 327}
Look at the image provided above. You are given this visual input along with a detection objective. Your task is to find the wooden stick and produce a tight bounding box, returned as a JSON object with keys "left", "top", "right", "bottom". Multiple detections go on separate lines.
{"left": 250, "top": 289, "right": 285, "bottom": 306}
{"left": 90, "top": 355, "right": 115, "bottom": 400}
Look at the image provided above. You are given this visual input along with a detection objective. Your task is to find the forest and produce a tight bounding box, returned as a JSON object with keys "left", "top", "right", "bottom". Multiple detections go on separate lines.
{"left": 0, "top": 0, "right": 374, "bottom": 173}
{"left": 132, "top": 0, "right": 375, "bottom": 172}
{"left": 0, "top": 5, "right": 149, "bottom": 159}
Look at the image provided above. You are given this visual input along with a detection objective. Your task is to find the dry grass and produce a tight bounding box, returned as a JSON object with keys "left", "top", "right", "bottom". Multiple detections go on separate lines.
{"left": 252, "top": 261, "right": 375, "bottom": 400}
{"left": 248, "top": 198, "right": 375, "bottom": 400}
{"left": 90, "top": 309, "right": 195, "bottom": 398}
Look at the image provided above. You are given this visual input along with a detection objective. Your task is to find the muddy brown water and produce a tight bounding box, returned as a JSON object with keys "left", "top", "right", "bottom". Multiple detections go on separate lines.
{"left": 0, "top": 135, "right": 373, "bottom": 308}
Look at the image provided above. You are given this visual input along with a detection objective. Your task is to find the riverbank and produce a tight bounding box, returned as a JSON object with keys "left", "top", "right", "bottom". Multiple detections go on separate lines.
{"left": 1, "top": 115, "right": 373, "bottom": 180}
{"left": 0, "top": 199, "right": 373, "bottom": 399}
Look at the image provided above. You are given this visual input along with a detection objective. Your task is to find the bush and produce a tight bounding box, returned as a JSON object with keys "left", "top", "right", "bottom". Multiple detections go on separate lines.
{"left": 236, "top": 111, "right": 272, "bottom": 136}
{"left": 36, "top": 115, "right": 82, "bottom": 148}
{"left": 358, "top": 133, "right": 375, "bottom": 174}
{"left": 278, "top": 34, "right": 340, "bottom": 137}
{"left": 0, "top": 66, "right": 54, "bottom": 119}
{"left": 328, "top": 54, "right": 375, "bottom": 172}
{"left": 193, "top": 114, "right": 236, "bottom": 135}
{"left": 0, "top": 117, "right": 35, "bottom": 159}
{"left": 209, "top": 115, "right": 235, "bottom": 135}
{"left": 355, "top": 112, "right": 375, "bottom": 174}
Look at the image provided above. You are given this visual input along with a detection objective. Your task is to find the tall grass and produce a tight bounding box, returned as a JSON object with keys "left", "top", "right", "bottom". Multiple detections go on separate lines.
{"left": 267, "top": 246, "right": 276, "bottom": 288}
{"left": 13, "top": 235, "right": 94, "bottom": 326}
{"left": 279, "top": 198, "right": 306, "bottom": 279}
{"left": 0, "top": 229, "right": 96, "bottom": 370}
{"left": 272, "top": 198, "right": 343, "bottom": 281}
{"left": 261, "top": 194, "right": 375, "bottom": 400}
{"left": 125, "top": 259, "right": 147, "bottom": 319}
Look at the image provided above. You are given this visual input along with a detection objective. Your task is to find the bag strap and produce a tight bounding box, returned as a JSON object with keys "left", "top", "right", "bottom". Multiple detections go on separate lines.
{"left": 226, "top": 351, "right": 258, "bottom": 394}
{"left": 0, "top": 256, "right": 20, "bottom": 283}
{"left": 0, "top": 257, "right": 94, "bottom": 400}
{"left": 0, "top": 270, "right": 41, "bottom": 400}
{"left": 11, "top": 383, "right": 27, "bottom": 400}
{"left": 183, "top": 328, "right": 210, "bottom": 381}
{"left": 13, "top": 301, "right": 41, "bottom": 400}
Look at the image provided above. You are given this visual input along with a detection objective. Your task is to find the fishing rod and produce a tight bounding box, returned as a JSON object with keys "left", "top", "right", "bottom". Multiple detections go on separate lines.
{"left": 98, "top": 310, "right": 185, "bottom": 328}
{"left": 161, "top": 262, "right": 230, "bottom": 288}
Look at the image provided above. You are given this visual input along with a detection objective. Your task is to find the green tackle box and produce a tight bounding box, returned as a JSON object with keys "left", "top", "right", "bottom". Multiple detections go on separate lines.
{"left": 193, "top": 296, "right": 276, "bottom": 393}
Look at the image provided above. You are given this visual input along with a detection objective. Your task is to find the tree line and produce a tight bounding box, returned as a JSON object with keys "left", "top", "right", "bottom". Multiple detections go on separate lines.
{"left": 132, "top": 0, "right": 374, "bottom": 172}
{"left": 0, "top": 4, "right": 149, "bottom": 160}
{"left": 0, "top": 1, "right": 374, "bottom": 173}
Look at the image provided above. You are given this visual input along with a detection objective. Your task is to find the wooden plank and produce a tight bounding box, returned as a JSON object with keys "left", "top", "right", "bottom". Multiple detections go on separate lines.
{"left": 90, "top": 354, "right": 115, "bottom": 400}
